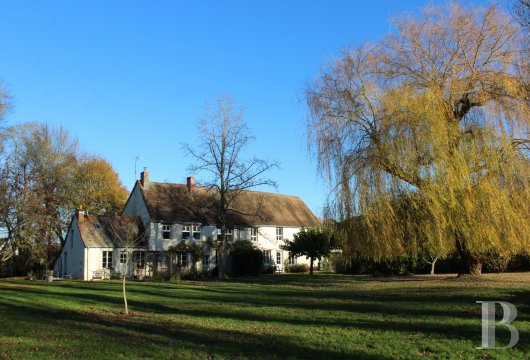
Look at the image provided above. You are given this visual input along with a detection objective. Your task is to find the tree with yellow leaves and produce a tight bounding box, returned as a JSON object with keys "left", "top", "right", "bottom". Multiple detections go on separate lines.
{"left": 307, "top": 3, "right": 530, "bottom": 275}
{"left": 73, "top": 157, "right": 128, "bottom": 216}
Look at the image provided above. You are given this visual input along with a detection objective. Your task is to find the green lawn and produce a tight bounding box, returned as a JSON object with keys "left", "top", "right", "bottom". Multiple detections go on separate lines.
{"left": 0, "top": 273, "right": 528, "bottom": 359}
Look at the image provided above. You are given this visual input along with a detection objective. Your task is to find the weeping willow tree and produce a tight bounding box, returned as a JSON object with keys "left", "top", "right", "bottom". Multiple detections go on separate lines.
{"left": 307, "top": 3, "right": 530, "bottom": 275}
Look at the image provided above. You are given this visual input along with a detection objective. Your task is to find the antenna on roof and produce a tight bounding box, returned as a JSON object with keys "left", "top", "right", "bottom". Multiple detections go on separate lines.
{"left": 134, "top": 155, "right": 144, "bottom": 181}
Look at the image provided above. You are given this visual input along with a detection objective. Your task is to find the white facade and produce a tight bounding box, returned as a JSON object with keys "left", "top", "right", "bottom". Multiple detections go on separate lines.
{"left": 54, "top": 176, "right": 317, "bottom": 280}
{"left": 121, "top": 181, "right": 312, "bottom": 272}
{"left": 54, "top": 219, "right": 84, "bottom": 279}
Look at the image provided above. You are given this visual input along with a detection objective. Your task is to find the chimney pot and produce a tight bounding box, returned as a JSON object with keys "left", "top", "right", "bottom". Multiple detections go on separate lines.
{"left": 140, "top": 167, "right": 150, "bottom": 187}
{"left": 187, "top": 176, "right": 195, "bottom": 192}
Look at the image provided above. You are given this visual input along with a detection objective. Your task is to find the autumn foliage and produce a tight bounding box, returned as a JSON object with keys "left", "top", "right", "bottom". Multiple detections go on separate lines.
{"left": 307, "top": 4, "right": 530, "bottom": 274}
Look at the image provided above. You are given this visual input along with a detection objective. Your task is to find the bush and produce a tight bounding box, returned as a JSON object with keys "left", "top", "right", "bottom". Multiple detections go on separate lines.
{"left": 507, "top": 251, "right": 530, "bottom": 272}
{"left": 288, "top": 264, "right": 309, "bottom": 273}
{"left": 262, "top": 263, "right": 277, "bottom": 274}
{"left": 230, "top": 241, "right": 264, "bottom": 277}
{"left": 208, "top": 266, "right": 219, "bottom": 278}
{"left": 482, "top": 251, "right": 509, "bottom": 273}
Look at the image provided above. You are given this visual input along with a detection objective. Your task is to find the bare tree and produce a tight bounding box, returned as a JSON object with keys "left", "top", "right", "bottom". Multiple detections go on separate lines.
{"left": 107, "top": 216, "right": 145, "bottom": 316}
{"left": 512, "top": 0, "right": 530, "bottom": 29}
{"left": 183, "top": 94, "right": 279, "bottom": 279}
{"left": 306, "top": 3, "right": 530, "bottom": 275}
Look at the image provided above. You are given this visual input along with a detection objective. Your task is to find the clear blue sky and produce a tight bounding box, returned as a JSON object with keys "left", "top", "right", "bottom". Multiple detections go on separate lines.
{"left": 0, "top": 0, "right": 491, "bottom": 216}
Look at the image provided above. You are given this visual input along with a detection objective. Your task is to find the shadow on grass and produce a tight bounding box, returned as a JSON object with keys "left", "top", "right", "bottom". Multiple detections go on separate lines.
{"left": 0, "top": 300, "right": 389, "bottom": 359}
{"left": 1, "top": 275, "right": 528, "bottom": 358}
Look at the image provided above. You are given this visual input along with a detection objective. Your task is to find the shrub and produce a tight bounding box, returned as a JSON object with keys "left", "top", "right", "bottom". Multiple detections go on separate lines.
{"left": 288, "top": 264, "right": 309, "bottom": 273}
{"left": 230, "top": 240, "right": 264, "bottom": 277}
{"left": 482, "top": 251, "right": 509, "bottom": 273}
{"left": 209, "top": 266, "right": 219, "bottom": 278}
{"left": 262, "top": 263, "right": 276, "bottom": 274}
{"left": 507, "top": 251, "right": 530, "bottom": 272}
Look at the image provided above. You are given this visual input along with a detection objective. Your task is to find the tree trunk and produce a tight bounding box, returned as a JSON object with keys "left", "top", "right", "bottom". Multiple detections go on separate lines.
{"left": 218, "top": 243, "right": 225, "bottom": 280}
{"left": 430, "top": 257, "right": 438, "bottom": 275}
{"left": 122, "top": 275, "right": 128, "bottom": 316}
{"left": 455, "top": 233, "right": 482, "bottom": 275}
{"left": 310, "top": 257, "right": 314, "bottom": 276}
{"left": 461, "top": 254, "right": 482, "bottom": 275}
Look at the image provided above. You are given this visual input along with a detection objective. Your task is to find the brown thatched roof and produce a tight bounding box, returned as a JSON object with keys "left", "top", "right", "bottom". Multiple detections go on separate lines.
{"left": 139, "top": 181, "right": 319, "bottom": 227}
{"left": 77, "top": 215, "right": 147, "bottom": 248}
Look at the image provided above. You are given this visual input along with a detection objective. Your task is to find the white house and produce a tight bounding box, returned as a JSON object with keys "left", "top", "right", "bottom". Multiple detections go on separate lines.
{"left": 54, "top": 168, "right": 319, "bottom": 280}
{"left": 54, "top": 211, "right": 146, "bottom": 280}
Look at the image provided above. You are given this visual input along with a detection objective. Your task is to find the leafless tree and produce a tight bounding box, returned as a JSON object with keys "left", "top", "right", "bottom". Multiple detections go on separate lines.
{"left": 512, "top": 0, "right": 530, "bottom": 29}
{"left": 183, "top": 94, "right": 279, "bottom": 279}
{"left": 107, "top": 216, "right": 145, "bottom": 316}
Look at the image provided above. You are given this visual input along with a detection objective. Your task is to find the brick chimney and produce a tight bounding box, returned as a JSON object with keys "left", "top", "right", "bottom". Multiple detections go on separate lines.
{"left": 76, "top": 206, "right": 84, "bottom": 221}
{"left": 187, "top": 176, "right": 195, "bottom": 192}
{"left": 140, "top": 167, "right": 149, "bottom": 187}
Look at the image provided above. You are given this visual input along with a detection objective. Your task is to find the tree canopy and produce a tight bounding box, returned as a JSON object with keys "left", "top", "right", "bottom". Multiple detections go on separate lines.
{"left": 0, "top": 123, "right": 128, "bottom": 268}
{"left": 73, "top": 157, "right": 129, "bottom": 216}
{"left": 306, "top": 3, "right": 530, "bottom": 274}
{"left": 282, "top": 227, "right": 334, "bottom": 275}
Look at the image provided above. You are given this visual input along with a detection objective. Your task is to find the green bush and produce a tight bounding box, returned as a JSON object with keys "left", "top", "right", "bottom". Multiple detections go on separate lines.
{"left": 288, "top": 264, "right": 309, "bottom": 273}
{"left": 230, "top": 241, "right": 264, "bottom": 277}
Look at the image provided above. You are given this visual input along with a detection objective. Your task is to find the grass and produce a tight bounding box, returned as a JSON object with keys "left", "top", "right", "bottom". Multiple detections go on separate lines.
{"left": 0, "top": 273, "right": 528, "bottom": 359}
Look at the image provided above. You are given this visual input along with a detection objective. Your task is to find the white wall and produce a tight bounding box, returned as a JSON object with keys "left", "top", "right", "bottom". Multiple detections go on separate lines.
{"left": 53, "top": 218, "right": 85, "bottom": 279}
{"left": 253, "top": 226, "right": 310, "bottom": 269}
{"left": 122, "top": 184, "right": 151, "bottom": 231}
{"left": 147, "top": 223, "right": 310, "bottom": 271}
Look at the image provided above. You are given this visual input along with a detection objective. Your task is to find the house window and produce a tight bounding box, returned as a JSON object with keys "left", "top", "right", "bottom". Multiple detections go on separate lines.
{"left": 192, "top": 225, "right": 201, "bottom": 240}
{"left": 120, "top": 252, "right": 127, "bottom": 264}
{"left": 276, "top": 227, "right": 283, "bottom": 241}
{"left": 202, "top": 255, "right": 209, "bottom": 266}
{"left": 264, "top": 250, "right": 271, "bottom": 265}
{"left": 102, "top": 251, "right": 113, "bottom": 269}
{"left": 177, "top": 251, "right": 187, "bottom": 266}
{"left": 70, "top": 230, "right": 74, "bottom": 249}
{"left": 217, "top": 228, "right": 233, "bottom": 241}
{"left": 162, "top": 224, "right": 171, "bottom": 239}
{"left": 276, "top": 252, "right": 282, "bottom": 265}
{"left": 135, "top": 251, "right": 145, "bottom": 268}
{"left": 182, "top": 225, "right": 191, "bottom": 240}
{"left": 250, "top": 227, "right": 258, "bottom": 241}
{"left": 288, "top": 252, "right": 295, "bottom": 265}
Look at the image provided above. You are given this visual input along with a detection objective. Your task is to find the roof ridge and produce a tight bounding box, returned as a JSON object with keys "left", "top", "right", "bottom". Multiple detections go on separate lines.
{"left": 147, "top": 181, "right": 302, "bottom": 199}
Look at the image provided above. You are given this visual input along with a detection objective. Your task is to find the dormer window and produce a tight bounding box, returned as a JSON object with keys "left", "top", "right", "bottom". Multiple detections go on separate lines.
{"left": 162, "top": 224, "right": 171, "bottom": 240}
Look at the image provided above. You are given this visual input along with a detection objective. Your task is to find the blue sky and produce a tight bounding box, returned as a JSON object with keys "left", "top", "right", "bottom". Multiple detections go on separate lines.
{"left": 0, "top": 0, "right": 492, "bottom": 215}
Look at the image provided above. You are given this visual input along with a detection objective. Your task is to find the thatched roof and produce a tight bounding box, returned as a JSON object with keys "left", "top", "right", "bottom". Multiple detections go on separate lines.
{"left": 77, "top": 215, "right": 147, "bottom": 248}
{"left": 139, "top": 181, "right": 319, "bottom": 227}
